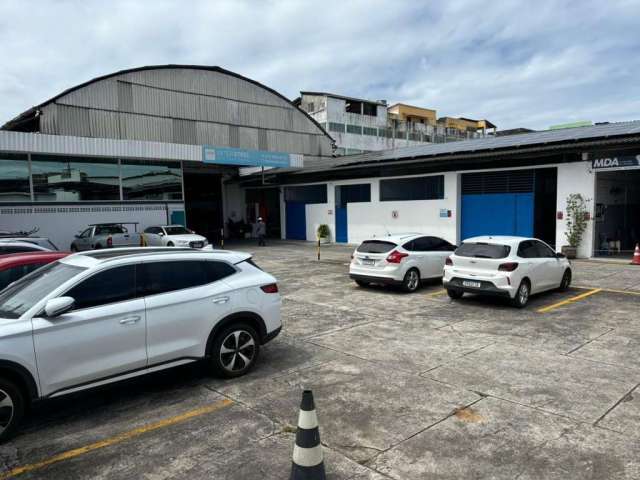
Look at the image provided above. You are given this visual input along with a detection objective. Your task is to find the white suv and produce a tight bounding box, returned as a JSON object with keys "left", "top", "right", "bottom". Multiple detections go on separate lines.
{"left": 143, "top": 225, "right": 208, "bottom": 248}
{"left": 349, "top": 234, "right": 457, "bottom": 292}
{"left": 443, "top": 236, "right": 572, "bottom": 307}
{"left": 0, "top": 248, "right": 281, "bottom": 441}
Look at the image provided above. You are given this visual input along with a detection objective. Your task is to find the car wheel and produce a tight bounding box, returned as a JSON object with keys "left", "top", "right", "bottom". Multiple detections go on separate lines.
{"left": 401, "top": 268, "right": 420, "bottom": 293}
{"left": 447, "top": 289, "right": 464, "bottom": 300}
{"left": 94, "top": 243, "right": 102, "bottom": 249}
{"left": 559, "top": 269, "right": 572, "bottom": 291}
{"left": 0, "top": 379, "right": 24, "bottom": 443}
{"left": 210, "top": 324, "right": 260, "bottom": 378}
{"left": 167, "top": 241, "right": 175, "bottom": 247}
{"left": 512, "top": 280, "right": 530, "bottom": 308}
{"left": 355, "top": 280, "right": 369, "bottom": 288}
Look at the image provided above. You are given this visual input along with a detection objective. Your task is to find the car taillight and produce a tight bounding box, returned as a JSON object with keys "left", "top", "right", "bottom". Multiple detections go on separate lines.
{"left": 445, "top": 257, "right": 453, "bottom": 266}
{"left": 261, "top": 283, "right": 279, "bottom": 293}
{"left": 498, "top": 262, "right": 519, "bottom": 272}
{"left": 386, "top": 250, "right": 408, "bottom": 264}
{"left": 107, "top": 236, "right": 113, "bottom": 248}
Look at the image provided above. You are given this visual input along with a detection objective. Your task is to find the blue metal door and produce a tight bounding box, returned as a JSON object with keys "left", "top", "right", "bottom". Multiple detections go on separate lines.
{"left": 171, "top": 210, "right": 186, "bottom": 226}
{"left": 335, "top": 207, "right": 348, "bottom": 243}
{"left": 461, "top": 193, "right": 534, "bottom": 240}
{"left": 286, "top": 202, "right": 307, "bottom": 240}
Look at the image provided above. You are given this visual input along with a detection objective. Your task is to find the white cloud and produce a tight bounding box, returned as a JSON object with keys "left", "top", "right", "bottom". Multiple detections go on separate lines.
{"left": 0, "top": 0, "right": 638, "bottom": 129}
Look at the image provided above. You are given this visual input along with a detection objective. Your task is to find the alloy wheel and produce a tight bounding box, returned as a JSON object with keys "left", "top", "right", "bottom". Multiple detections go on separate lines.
{"left": 219, "top": 330, "right": 257, "bottom": 373}
{"left": 518, "top": 283, "right": 529, "bottom": 305}
{"left": 0, "top": 389, "right": 14, "bottom": 437}
{"left": 406, "top": 270, "right": 419, "bottom": 291}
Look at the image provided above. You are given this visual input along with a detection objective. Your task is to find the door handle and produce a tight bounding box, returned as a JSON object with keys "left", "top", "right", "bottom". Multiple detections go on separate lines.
{"left": 213, "top": 296, "right": 230, "bottom": 305}
{"left": 119, "top": 315, "right": 141, "bottom": 325}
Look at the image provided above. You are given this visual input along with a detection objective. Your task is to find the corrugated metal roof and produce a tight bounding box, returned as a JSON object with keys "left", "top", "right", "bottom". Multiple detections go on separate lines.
{"left": 292, "top": 120, "right": 640, "bottom": 174}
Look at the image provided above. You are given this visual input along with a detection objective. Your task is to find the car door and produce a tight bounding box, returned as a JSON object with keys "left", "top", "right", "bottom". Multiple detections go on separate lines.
{"left": 31, "top": 263, "right": 147, "bottom": 397}
{"left": 517, "top": 240, "right": 546, "bottom": 293}
{"left": 144, "top": 227, "right": 162, "bottom": 246}
{"left": 140, "top": 259, "right": 236, "bottom": 364}
{"left": 411, "top": 237, "right": 444, "bottom": 278}
{"left": 534, "top": 240, "right": 564, "bottom": 290}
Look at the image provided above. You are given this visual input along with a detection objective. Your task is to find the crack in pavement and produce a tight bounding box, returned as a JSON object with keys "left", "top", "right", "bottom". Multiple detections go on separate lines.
{"left": 594, "top": 382, "right": 640, "bottom": 427}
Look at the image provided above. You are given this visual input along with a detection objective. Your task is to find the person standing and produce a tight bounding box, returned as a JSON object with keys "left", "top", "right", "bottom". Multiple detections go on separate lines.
{"left": 257, "top": 217, "right": 267, "bottom": 246}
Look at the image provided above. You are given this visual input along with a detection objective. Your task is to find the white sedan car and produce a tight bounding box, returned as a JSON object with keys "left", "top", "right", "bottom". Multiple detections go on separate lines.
{"left": 443, "top": 236, "right": 572, "bottom": 307}
{"left": 143, "top": 225, "right": 208, "bottom": 248}
{"left": 0, "top": 247, "right": 281, "bottom": 441}
{"left": 349, "top": 234, "right": 457, "bottom": 292}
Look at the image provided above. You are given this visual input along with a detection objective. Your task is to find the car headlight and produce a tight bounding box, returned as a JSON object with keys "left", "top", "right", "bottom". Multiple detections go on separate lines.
{"left": 176, "top": 240, "right": 190, "bottom": 245}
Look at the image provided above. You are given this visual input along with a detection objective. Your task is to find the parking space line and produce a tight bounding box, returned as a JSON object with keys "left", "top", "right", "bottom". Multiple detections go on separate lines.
{"left": 425, "top": 289, "right": 447, "bottom": 297}
{"left": 537, "top": 288, "right": 602, "bottom": 313}
{"left": 0, "top": 398, "right": 233, "bottom": 479}
{"left": 573, "top": 286, "right": 640, "bottom": 296}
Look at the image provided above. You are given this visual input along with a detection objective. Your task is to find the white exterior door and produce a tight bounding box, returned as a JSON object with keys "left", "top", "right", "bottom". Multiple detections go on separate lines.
{"left": 32, "top": 264, "right": 147, "bottom": 397}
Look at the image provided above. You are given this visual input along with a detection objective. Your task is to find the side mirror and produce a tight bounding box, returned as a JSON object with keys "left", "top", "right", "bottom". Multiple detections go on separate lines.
{"left": 44, "top": 297, "right": 75, "bottom": 317}
{"left": 158, "top": 232, "right": 164, "bottom": 236}
{"left": 556, "top": 252, "right": 566, "bottom": 259}
{"left": 74, "top": 234, "right": 80, "bottom": 239}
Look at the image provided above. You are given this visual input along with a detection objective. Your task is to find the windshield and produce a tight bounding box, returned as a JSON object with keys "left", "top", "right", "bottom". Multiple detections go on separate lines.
{"left": 164, "top": 226, "right": 191, "bottom": 235}
{"left": 455, "top": 242, "right": 511, "bottom": 259}
{"left": 0, "top": 262, "right": 85, "bottom": 319}
{"left": 357, "top": 240, "right": 397, "bottom": 254}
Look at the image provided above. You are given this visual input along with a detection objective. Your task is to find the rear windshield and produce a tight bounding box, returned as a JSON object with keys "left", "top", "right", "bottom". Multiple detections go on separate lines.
{"left": 357, "top": 240, "right": 397, "bottom": 254}
{"left": 455, "top": 242, "right": 511, "bottom": 259}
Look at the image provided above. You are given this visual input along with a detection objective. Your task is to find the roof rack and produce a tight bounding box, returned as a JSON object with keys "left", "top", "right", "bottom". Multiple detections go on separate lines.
{"left": 88, "top": 222, "right": 139, "bottom": 226}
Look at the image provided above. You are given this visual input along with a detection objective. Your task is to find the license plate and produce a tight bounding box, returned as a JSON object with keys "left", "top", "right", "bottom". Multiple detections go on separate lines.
{"left": 191, "top": 242, "right": 203, "bottom": 248}
{"left": 362, "top": 259, "right": 376, "bottom": 266}
{"left": 462, "top": 280, "right": 481, "bottom": 288}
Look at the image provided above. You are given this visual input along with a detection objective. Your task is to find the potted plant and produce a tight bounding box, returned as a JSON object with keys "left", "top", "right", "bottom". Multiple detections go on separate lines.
{"left": 562, "top": 193, "right": 591, "bottom": 259}
{"left": 317, "top": 224, "right": 331, "bottom": 244}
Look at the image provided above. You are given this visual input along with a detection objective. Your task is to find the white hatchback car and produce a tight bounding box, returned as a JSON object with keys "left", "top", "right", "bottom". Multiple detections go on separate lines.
{"left": 443, "top": 236, "right": 572, "bottom": 307}
{"left": 349, "top": 234, "right": 457, "bottom": 292}
{"left": 143, "top": 225, "right": 208, "bottom": 248}
{"left": 0, "top": 247, "right": 281, "bottom": 441}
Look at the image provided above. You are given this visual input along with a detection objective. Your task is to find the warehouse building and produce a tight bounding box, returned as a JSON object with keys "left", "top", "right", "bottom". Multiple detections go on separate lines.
{"left": 237, "top": 121, "right": 640, "bottom": 258}
{"left": 0, "top": 65, "right": 334, "bottom": 249}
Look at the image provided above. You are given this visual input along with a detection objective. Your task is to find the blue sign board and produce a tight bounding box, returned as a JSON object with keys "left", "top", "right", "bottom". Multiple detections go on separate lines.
{"left": 203, "top": 145, "right": 291, "bottom": 168}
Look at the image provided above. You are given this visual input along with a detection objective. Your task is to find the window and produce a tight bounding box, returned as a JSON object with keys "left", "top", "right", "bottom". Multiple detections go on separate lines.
{"left": 363, "top": 127, "right": 377, "bottom": 136}
{"left": 379, "top": 128, "right": 392, "bottom": 138}
{"left": 285, "top": 185, "right": 327, "bottom": 204}
{"left": 95, "top": 225, "right": 126, "bottom": 235}
{"left": 357, "top": 241, "right": 396, "bottom": 253}
{"left": 517, "top": 241, "right": 538, "bottom": 258}
{"left": 336, "top": 184, "right": 371, "bottom": 208}
{"left": 79, "top": 228, "right": 93, "bottom": 239}
{"left": 380, "top": 176, "right": 444, "bottom": 201}
{"left": 0, "top": 244, "right": 42, "bottom": 254}
{"left": 0, "top": 154, "right": 30, "bottom": 201}
{"left": 395, "top": 130, "right": 406, "bottom": 139}
{"left": 345, "top": 101, "right": 362, "bottom": 114}
{"left": 0, "top": 262, "right": 85, "bottom": 319}
{"left": 0, "top": 263, "right": 45, "bottom": 290}
{"left": 121, "top": 160, "right": 182, "bottom": 201}
{"left": 66, "top": 265, "right": 137, "bottom": 310}
{"left": 144, "top": 226, "right": 163, "bottom": 235}
{"left": 362, "top": 103, "right": 377, "bottom": 116}
{"left": 139, "top": 260, "right": 234, "bottom": 296}
{"left": 346, "top": 124, "right": 362, "bottom": 135}
{"left": 456, "top": 243, "right": 511, "bottom": 259}
{"left": 328, "top": 122, "right": 345, "bottom": 133}
{"left": 164, "top": 226, "right": 191, "bottom": 235}
{"left": 31, "top": 155, "right": 120, "bottom": 202}
{"left": 405, "top": 237, "right": 437, "bottom": 251}
{"left": 535, "top": 241, "right": 556, "bottom": 258}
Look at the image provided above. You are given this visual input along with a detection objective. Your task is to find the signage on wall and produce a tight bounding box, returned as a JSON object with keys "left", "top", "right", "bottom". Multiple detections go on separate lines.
{"left": 439, "top": 209, "right": 452, "bottom": 218}
{"left": 391, "top": 210, "right": 399, "bottom": 219}
{"left": 203, "top": 145, "right": 292, "bottom": 168}
{"left": 591, "top": 154, "right": 640, "bottom": 170}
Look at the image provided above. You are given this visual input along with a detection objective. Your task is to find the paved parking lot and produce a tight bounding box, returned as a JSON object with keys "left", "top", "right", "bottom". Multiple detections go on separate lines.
{"left": 1, "top": 240, "right": 639, "bottom": 479}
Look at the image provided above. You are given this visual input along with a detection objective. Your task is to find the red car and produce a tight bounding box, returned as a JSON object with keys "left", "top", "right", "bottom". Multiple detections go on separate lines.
{"left": 0, "top": 251, "right": 70, "bottom": 290}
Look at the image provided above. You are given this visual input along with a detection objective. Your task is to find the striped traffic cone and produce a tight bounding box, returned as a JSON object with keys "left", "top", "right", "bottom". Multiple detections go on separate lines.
{"left": 290, "top": 390, "right": 326, "bottom": 480}
{"left": 632, "top": 244, "right": 640, "bottom": 265}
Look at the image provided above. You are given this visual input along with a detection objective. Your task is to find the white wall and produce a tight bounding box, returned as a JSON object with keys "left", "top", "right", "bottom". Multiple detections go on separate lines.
{"left": 556, "top": 161, "right": 596, "bottom": 257}
{"left": 0, "top": 203, "right": 183, "bottom": 251}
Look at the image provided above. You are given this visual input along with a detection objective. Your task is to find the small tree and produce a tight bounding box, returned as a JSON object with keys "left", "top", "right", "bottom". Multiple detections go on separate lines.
{"left": 565, "top": 194, "right": 591, "bottom": 248}
{"left": 317, "top": 224, "right": 330, "bottom": 239}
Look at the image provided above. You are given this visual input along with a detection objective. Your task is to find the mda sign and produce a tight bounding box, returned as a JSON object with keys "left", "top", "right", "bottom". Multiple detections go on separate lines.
{"left": 591, "top": 154, "right": 640, "bottom": 170}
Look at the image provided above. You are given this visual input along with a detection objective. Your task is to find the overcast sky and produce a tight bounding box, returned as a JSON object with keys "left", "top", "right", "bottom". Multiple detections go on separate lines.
{"left": 1, "top": 0, "right": 638, "bottom": 130}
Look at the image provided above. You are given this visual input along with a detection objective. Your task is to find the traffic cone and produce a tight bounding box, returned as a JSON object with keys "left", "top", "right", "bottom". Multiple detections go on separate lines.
{"left": 290, "top": 390, "right": 326, "bottom": 480}
{"left": 632, "top": 244, "right": 640, "bottom": 265}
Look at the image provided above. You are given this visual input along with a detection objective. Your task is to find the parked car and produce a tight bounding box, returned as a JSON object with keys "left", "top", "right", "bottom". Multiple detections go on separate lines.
{"left": 349, "top": 234, "right": 457, "bottom": 292}
{"left": 0, "top": 235, "right": 58, "bottom": 251}
{"left": 0, "top": 247, "right": 281, "bottom": 441}
{"left": 0, "top": 252, "right": 70, "bottom": 290}
{"left": 443, "top": 236, "right": 572, "bottom": 308}
{"left": 143, "top": 225, "right": 208, "bottom": 248}
{"left": 70, "top": 223, "right": 142, "bottom": 251}
{"left": 0, "top": 241, "right": 54, "bottom": 255}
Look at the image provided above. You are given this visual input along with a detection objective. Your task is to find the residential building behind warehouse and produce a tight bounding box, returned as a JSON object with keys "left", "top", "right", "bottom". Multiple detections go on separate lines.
{"left": 295, "top": 92, "right": 496, "bottom": 155}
